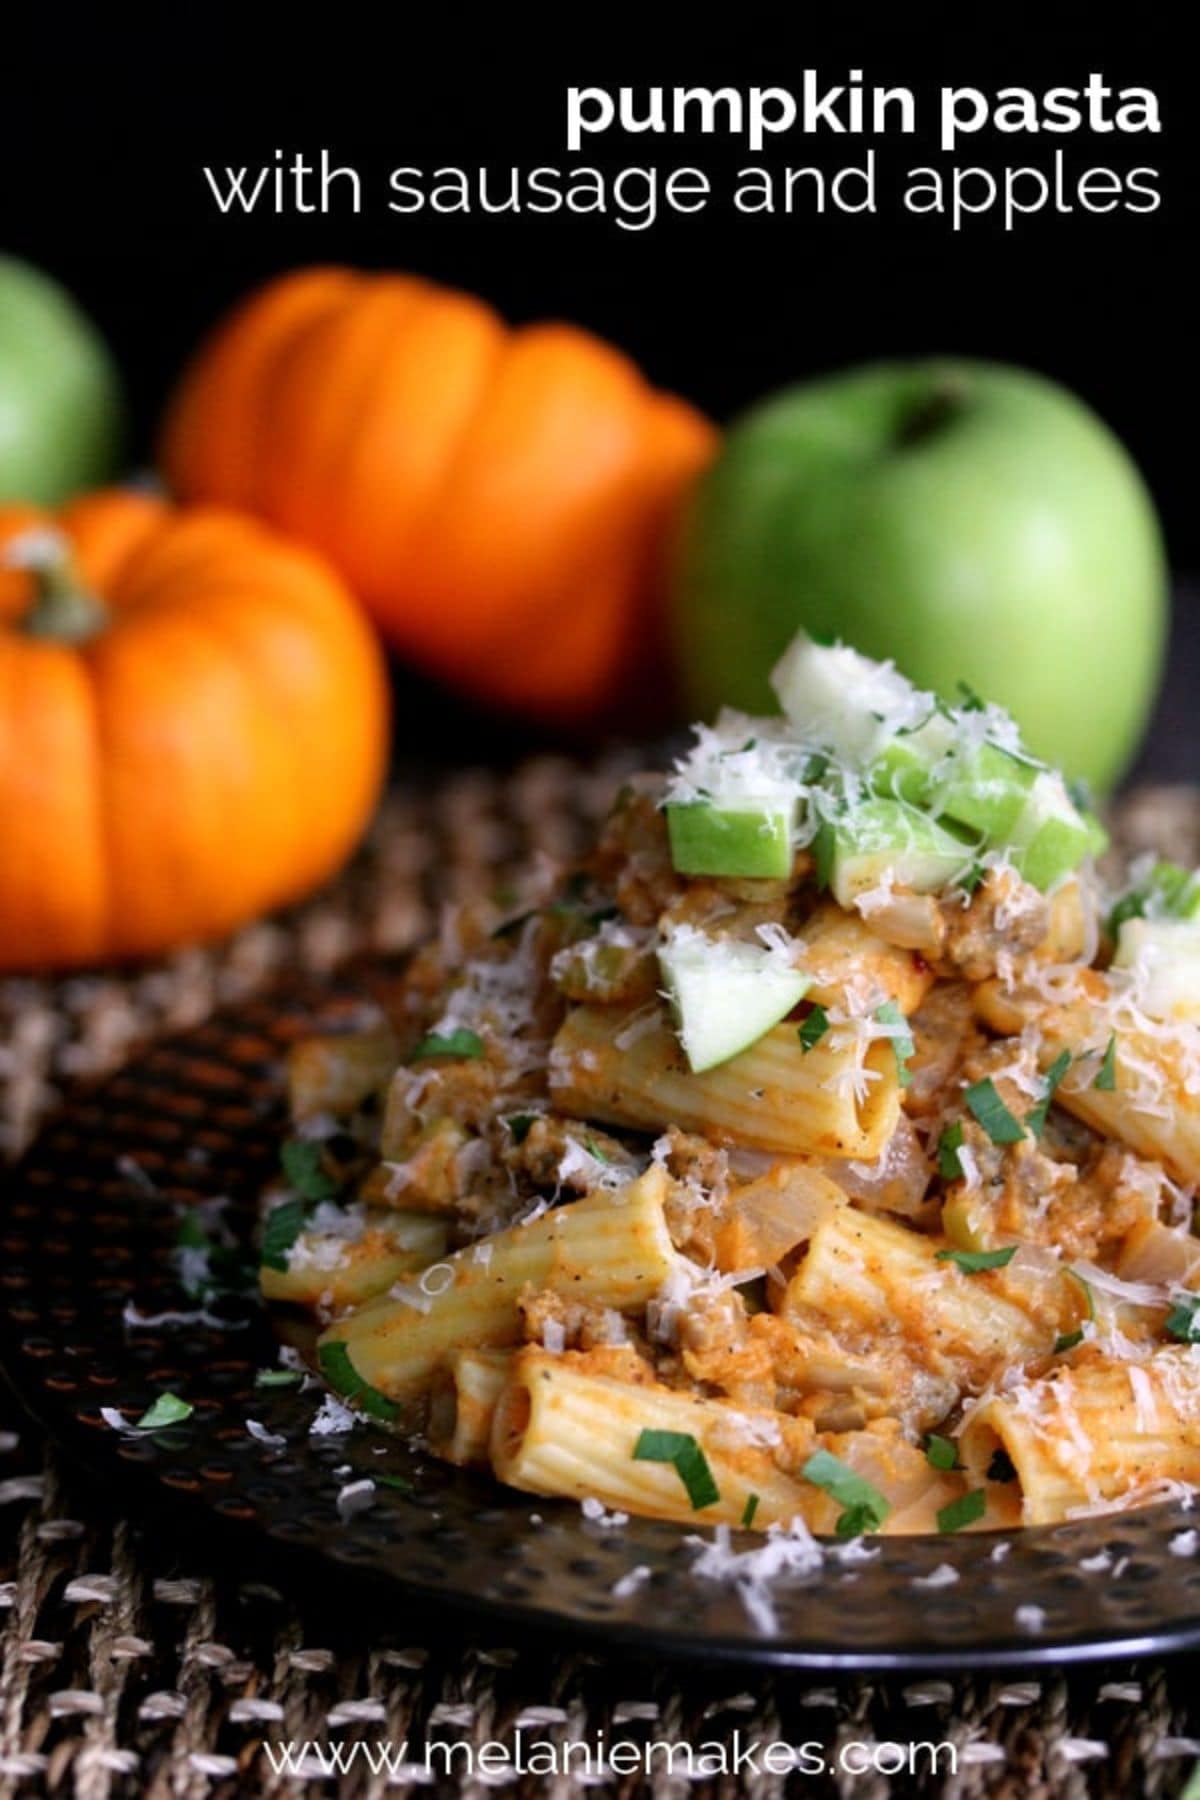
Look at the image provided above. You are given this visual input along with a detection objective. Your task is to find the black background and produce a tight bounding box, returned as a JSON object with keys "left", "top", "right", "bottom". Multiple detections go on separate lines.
{"left": 2, "top": 8, "right": 1193, "bottom": 770}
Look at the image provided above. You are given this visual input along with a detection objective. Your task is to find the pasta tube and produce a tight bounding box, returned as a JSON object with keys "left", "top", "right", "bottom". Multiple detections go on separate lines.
{"left": 549, "top": 1006, "right": 900, "bottom": 1159}
{"left": 491, "top": 1351, "right": 947, "bottom": 1532}
{"left": 428, "top": 1348, "right": 513, "bottom": 1466}
{"left": 286, "top": 1024, "right": 397, "bottom": 1122}
{"left": 318, "top": 1163, "right": 680, "bottom": 1400}
{"left": 976, "top": 973, "right": 1200, "bottom": 1186}
{"left": 260, "top": 1210, "right": 447, "bottom": 1311}
{"left": 490, "top": 1348, "right": 817, "bottom": 1526}
{"left": 959, "top": 1350, "right": 1200, "bottom": 1524}
{"left": 784, "top": 1206, "right": 1062, "bottom": 1382}
{"left": 797, "top": 902, "right": 935, "bottom": 1014}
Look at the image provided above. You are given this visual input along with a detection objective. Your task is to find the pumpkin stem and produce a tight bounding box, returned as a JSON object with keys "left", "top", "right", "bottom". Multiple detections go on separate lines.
{"left": 6, "top": 527, "right": 109, "bottom": 644}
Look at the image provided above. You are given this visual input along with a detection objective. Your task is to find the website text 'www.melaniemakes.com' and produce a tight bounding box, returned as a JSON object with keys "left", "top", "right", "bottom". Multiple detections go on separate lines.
{"left": 262, "top": 1732, "right": 958, "bottom": 1780}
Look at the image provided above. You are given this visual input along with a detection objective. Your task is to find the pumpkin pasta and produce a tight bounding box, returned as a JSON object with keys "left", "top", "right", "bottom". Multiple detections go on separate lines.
{"left": 261, "top": 630, "right": 1200, "bottom": 1542}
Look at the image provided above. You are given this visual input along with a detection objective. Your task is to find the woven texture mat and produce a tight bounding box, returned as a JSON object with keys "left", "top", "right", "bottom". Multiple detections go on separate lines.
{"left": 5, "top": 762, "right": 1200, "bottom": 1798}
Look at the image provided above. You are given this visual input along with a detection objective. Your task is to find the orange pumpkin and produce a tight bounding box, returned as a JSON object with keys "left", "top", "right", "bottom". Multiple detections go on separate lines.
{"left": 0, "top": 488, "right": 388, "bottom": 971}
{"left": 160, "top": 268, "right": 717, "bottom": 722}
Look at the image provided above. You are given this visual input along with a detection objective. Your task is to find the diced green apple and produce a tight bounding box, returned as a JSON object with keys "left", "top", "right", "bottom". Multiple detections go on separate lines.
{"left": 1112, "top": 918, "right": 1200, "bottom": 1023}
{"left": 815, "top": 799, "right": 974, "bottom": 908}
{"left": 869, "top": 710, "right": 957, "bottom": 805}
{"left": 1006, "top": 774, "right": 1105, "bottom": 891}
{"left": 769, "top": 632, "right": 926, "bottom": 764}
{"left": 1110, "top": 860, "right": 1200, "bottom": 932}
{"left": 935, "top": 742, "right": 1041, "bottom": 841}
{"left": 658, "top": 932, "right": 810, "bottom": 1072}
{"left": 666, "top": 800, "right": 793, "bottom": 879}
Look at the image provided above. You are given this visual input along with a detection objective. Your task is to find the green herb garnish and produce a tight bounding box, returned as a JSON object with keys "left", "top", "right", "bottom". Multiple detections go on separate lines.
{"left": 1094, "top": 1035, "right": 1118, "bottom": 1092}
{"left": 506, "top": 1114, "right": 536, "bottom": 1145}
{"left": 137, "top": 1393, "right": 193, "bottom": 1431}
{"left": 875, "top": 1001, "right": 914, "bottom": 1088}
{"left": 318, "top": 1340, "right": 400, "bottom": 1422}
{"left": 633, "top": 1429, "right": 720, "bottom": 1510}
{"left": 1054, "top": 1329, "right": 1084, "bottom": 1353}
{"left": 741, "top": 1493, "right": 760, "bottom": 1529}
{"left": 925, "top": 1434, "right": 960, "bottom": 1472}
{"left": 964, "top": 1078, "right": 1026, "bottom": 1146}
{"left": 260, "top": 1197, "right": 311, "bottom": 1273}
{"left": 254, "top": 1368, "right": 303, "bottom": 1389}
{"left": 410, "top": 1029, "right": 485, "bottom": 1063}
{"left": 373, "top": 1472, "right": 415, "bottom": 1494}
{"left": 798, "top": 1006, "right": 830, "bottom": 1054}
{"left": 937, "top": 1121, "right": 965, "bottom": 1181}
{"left": 1166, "top": 1294, "right": 1200, "bottom": 1344}
{"left": 1026, "top": 1049, "right": 1071, "bottom": 1137}
{"left": 583, "top": 1136, "right": 613, "bottom": 1165}
{"left": 937, "top": 1488, "right": 987, "bottom": 1533}
{"left": 281, "top": 1138, "right": 339, "bottom": 1203}
{"left": 936, "top": 1245, "right": 1018, "bottom": 1275}
{"left": 801, "top": 1449, "right": 890, "bottom": 1537}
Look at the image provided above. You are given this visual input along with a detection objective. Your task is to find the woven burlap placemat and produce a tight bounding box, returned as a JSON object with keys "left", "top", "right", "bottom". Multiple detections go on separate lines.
{"left": 5, "top": 762, "right": 1200, "bottom": 1798}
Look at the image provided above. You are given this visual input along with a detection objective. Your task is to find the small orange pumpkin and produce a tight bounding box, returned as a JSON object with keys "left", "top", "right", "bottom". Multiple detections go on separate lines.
{"left": 160, "top": 268, "right": 717, "bottom": 722}
{"left": 0, "top": 488, "right": 388, "bottom": 970}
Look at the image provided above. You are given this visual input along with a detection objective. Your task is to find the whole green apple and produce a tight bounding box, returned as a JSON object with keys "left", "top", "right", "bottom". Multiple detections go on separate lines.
{"left": 0, "top": 256, "right": 124, "bottom": 504}
{"left": 672, "top": 360, "right": 1166, "bottom": 791}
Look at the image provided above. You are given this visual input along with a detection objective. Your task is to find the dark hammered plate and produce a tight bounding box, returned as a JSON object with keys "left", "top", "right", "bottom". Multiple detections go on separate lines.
{"left": 6, "top": 973, "right": 1200, "bottom": 1671}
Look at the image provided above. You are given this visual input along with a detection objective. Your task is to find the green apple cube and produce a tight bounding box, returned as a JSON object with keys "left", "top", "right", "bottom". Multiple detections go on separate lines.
{"left": 769, "top": 632, "right": 926, "bottom": 764}
{"left": 869, "top": 710, "right": 957, "bottom": 805}
{"left": 1112, "top": 918, "right": 1200, "bottom": 1023}
{"left": 815, "top": 799, "right": 973, "bottom": 908}
{"left": 1006, "top": 774, "right": 1102, "bottom": 891}
{"left": 659, "top": 932, "right": 810, "bottom": 1072}
{"left": 936, "top": 742, "right": 1041, "bottom": 841}
{"left": 1111, "top": 860, "right": 1200, "bottom": 931}
{"left": 666, "top": 801, "right": 793, "bottom": 879}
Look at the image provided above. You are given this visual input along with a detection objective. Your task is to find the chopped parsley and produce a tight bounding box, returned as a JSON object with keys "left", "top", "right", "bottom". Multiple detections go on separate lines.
{"left": 137, "top": 1393, "right": 193, "bottom": 1431}
{"left": 875, "top": 1001, "right": 914, "bottom": 1088}
{"left": 506, "top": 1114, "right": 536, "bottom": 1145}
{"left": 410, "top": 1028, "right": 485, "bottom": 1063}
{"left": 1053, "top": 1329, "right": 1085, "bottom": 1354}
{"left": 260, "top": 1197, "right": 311, "bottom": 1273}
{"left": 798, "top": 1006, "right": 830, "bottom": 1053}
{"left": 741, "top": 1493, "right": 760, "bottom": 1529}
{"left": 317, "top": 1340, "right": 400, "bottom": 1422}
{"left": 925, "top": 1434, "right": 960, "bottom": 1472}
{"left": 936, "top": 1244, "right": 1018, "bottom": 1275}
{"left": 964, "top": 1077, "right": 1026, "bottom": 1145}
{"left": 254, "top": 1368, "right": 303, "bottom": 1389}
{"left": 373, "top": 1471, "right": 415, "bottom": 1494}
{"left": 937, "top": 1121, "right": 965, "bottom": 1181}
{"left": 281, "top": 1138, "right": 339, "bottom": 1203}
{"left": 633, "top": 1429, "right": 720, "bottom": 1510}
{"left": 801, "top": 1449, "right": 890, "bottom": 1538}
{"left": 1094, "top": 1035, "right": 1118, "bottom": 1092}
{"left": 1166, "top": 1294, "right": 1200, "bottom": 1344}
{"left": 937, "top": 1488, "right": 987, "bottom": 1533}
{"left": 1025, "top": 1049, "right": 1071, "bottom": 1137}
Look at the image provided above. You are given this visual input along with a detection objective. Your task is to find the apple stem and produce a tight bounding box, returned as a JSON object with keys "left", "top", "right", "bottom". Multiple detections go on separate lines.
{"left": 897, "top": 378, "right": 968, "bottom": 449}
{"left": 6, "top": 526, "right": 108, "bottom": 644}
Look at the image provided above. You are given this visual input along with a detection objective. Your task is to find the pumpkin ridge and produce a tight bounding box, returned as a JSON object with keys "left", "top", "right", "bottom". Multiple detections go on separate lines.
{"left": 319, "top": 278, "right": 445, "bottom": 571}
